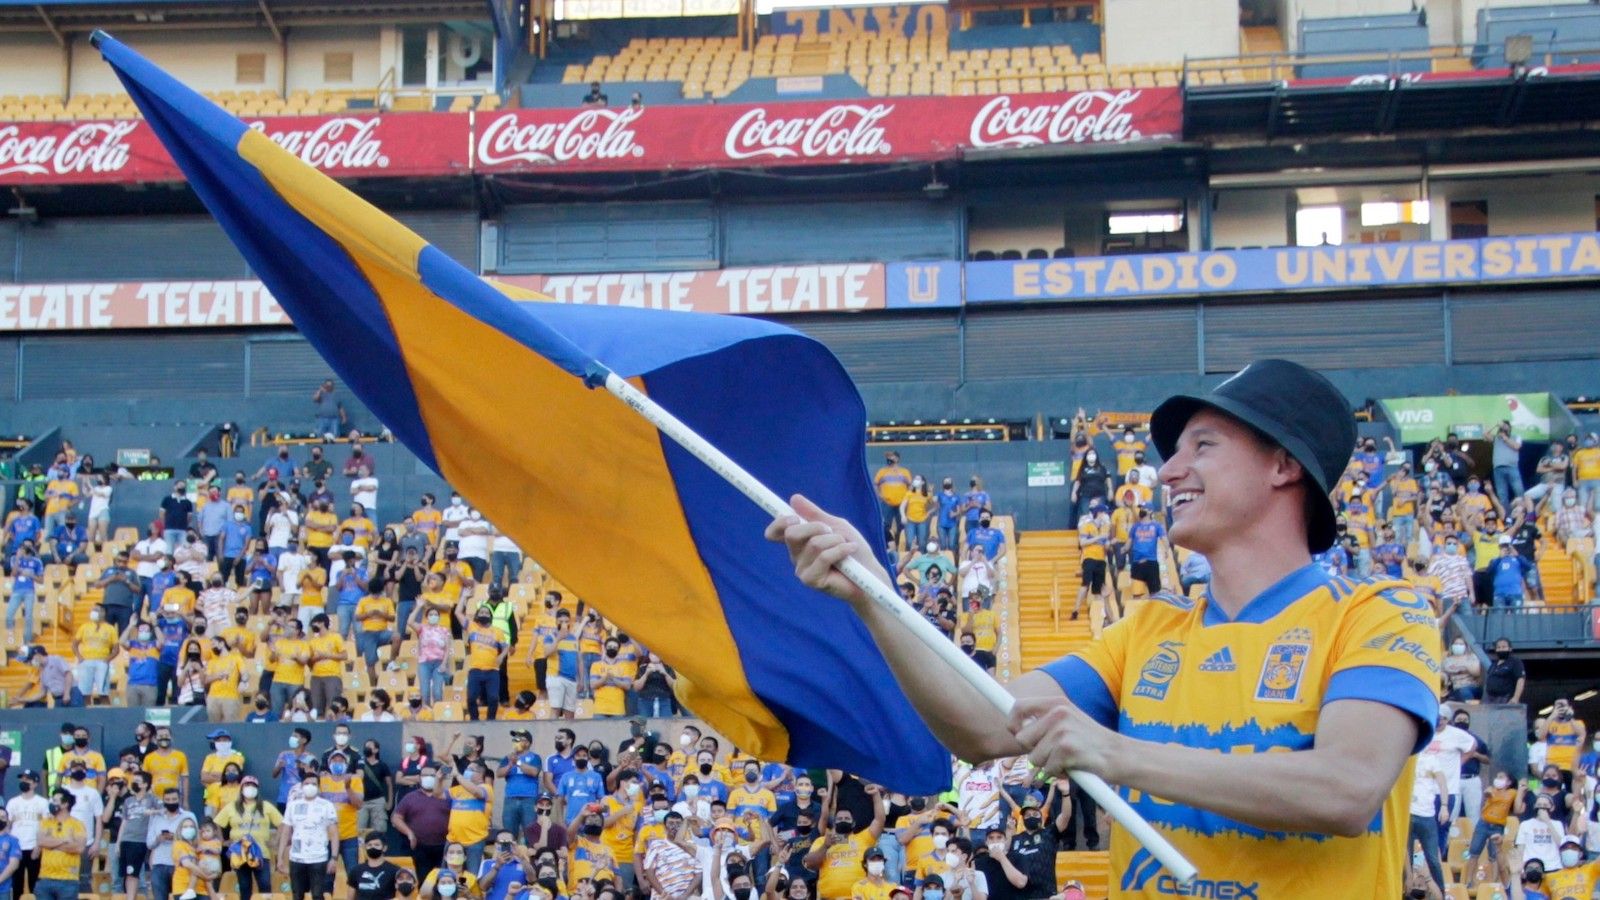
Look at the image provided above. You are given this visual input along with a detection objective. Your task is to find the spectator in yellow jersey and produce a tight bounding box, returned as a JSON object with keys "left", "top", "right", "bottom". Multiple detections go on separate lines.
{"left": 321, "top": 750, "right": 365, "bottom": 884}
{"left": 204, "top": 637, "right": 246, "bottom": 722}
{"left": 447, "top": 759, "right": 494, "bottom": 873}
{"left": 851, "top": 846, "right": 895, "bottom": 900}
{"left": 589, "top": 638, "right": 635, "bottom": 719}
{"left": 959, "top": 598, "right": 998, "bottom": 654}
{"left": 304, "top": 500, "right": 339, "bottom": 568}
{"left": 1112, "top": 427, "right": 1146, "bottom": 477}
{"left": 901, "top": 479, "right": 936, "bottom": 553}
{"left": 340, "top": 504, "right": 377, "bottom": 551}
{"left": 1069, "top": 503, "right": 1110, "bottom": 623}
{"left": 144, "top": 729, "right": 190, "bottom": 806}
{"left": 598, "top": 771, "right": 644, "bottom": 891}
{"left": 804, "top": 790, "right": 884, "bottom": 900}
{"left": 72, "top": 605, "right": 120, "bottom": 704}
{"left": 874, "top": 452, "right": 913, "bottom": 548}
{"left": 464, "top": 608, "right": 509, "bottom": 721}
{"left": 307, "top": 613, "right": 348, "bottom": 717}
{"left": 34, "top": 789, "right": 87, "bottom": 900}
{"left": 355, "top": 583, "right": 397, "bottom": 683}
{"left": 430, "top": 543, "right": 476, "bottom": 606}
{"left": 270, "top": 619, "right": 312, "bottom": 718}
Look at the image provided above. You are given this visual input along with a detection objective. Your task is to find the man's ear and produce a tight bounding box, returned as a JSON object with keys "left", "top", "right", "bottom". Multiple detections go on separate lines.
{"left": 1268, "top": 448, "right": 1306, "bottom": 490}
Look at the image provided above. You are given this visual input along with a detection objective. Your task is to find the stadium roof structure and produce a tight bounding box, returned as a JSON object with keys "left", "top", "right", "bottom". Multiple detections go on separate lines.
{"left": 0, "top": 0, "right": 493, "bottom": 37}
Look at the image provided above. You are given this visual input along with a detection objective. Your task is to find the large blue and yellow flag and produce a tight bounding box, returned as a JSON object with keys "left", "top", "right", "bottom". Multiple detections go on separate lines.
{"left": 99, "top": 33, "right": 949, "bottom": 792}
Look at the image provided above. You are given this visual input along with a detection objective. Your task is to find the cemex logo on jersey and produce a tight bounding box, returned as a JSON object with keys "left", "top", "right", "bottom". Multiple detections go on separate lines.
{"left": 1124, "top": 849, "right": 1259, "bottom": 898}
{"left": 1132, "top": 641, "right": 1182, "bottom": 700}
{"left": 1198, "top": 647, "right": 1236, "bottom": 673}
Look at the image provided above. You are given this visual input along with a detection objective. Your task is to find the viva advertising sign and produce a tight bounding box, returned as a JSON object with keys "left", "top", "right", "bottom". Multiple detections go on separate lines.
{"left": 1383, "top": 393, "right": 1554, "bottom": 443}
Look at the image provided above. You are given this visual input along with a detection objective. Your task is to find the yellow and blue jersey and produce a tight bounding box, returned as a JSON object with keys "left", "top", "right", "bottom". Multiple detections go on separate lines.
{"left": 1044, "top": 564, "right": 1440, "bottom": 899}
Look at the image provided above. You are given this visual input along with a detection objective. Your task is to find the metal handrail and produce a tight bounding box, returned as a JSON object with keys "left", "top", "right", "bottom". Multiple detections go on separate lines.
{"left": 1182, "top": 40, "right": 1600, "bottom": 86}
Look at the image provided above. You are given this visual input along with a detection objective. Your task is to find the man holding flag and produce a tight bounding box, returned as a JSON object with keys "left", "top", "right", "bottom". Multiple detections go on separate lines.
{"left": 769, "top": 360, "right": 1442, "bottom": 898}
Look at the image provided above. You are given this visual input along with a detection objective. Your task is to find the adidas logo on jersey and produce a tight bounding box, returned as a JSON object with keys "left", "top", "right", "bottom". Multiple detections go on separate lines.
{"left": 1198, "top": 647, "right": 1236, "bottom": 672}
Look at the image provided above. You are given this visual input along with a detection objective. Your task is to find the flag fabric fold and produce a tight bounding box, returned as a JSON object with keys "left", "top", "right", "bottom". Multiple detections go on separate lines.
{"left": 97, "top": 33, "right": 950, "bottom": 792}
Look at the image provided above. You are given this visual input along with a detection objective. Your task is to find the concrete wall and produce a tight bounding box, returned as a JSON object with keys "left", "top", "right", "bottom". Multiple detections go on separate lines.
{"left": 284, "top": 27, "right": 386, "bottom": 94}
{"left": 1104, "top": 0, "right": 1239, "bottom": 65}
{"left": 1433, "top": 174, "right": 1599, "bottom": 237}
{"left": 69, "top": 30, "right": 285, "bottom": 96}
{"left": 0, "top": 34, "right": 67, "bottom": 97}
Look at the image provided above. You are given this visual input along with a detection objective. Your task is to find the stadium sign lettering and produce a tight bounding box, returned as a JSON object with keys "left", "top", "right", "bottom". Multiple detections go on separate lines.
{"left": 0, "top": 121, "right": 137, "bottom": 177}
{"left": 723, "top": 103, "right": 894, "bottom": 160}
{"left": 250, "top": 117, "right": 389, "bottom": 169}
{"left": 498, "top": 264, "right": 887, "bottom": 315}
{"left": 968, "top": 90, "right": 1145, "bottom": 147}
{"left": 477, "top": 108, "right": 645, "bottom": 165}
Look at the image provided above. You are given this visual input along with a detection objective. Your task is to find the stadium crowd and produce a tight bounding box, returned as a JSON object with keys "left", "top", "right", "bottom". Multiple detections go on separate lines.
{"left": 0, "top": 720, "right": 1095, "bottom": 900}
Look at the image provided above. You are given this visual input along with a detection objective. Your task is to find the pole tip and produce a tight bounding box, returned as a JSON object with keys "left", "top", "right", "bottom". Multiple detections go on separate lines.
{"left": 89, "top": 29, "right": 111, "bottom": 49}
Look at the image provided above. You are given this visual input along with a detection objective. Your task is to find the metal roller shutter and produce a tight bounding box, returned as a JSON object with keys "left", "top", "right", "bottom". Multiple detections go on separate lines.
{"left": 1203, "top": 295, "right": 1444, "bottom": 373}
{"left": 775, "top": 312, "right": 960, "bottom": 384}
{"left": 247, "top": 337, "right": 343, "bottom": 396}
{"left": 963, "top": 304, "right": 1198, "bottom": 379}
{"left": 395, "top": 210, "right": 481, "bottom": 271}
{"left": 19, "top": 334, "right": 245, "bottom": 399}
{"left": 1450, "top": 289, "right": 1600, "bottom": 363}
{"left": 17, "top": 216, "right": 250, "bottom": 282}
{"left": 499, "top": 202, "right": 718, "bottom": 274}
{"left": 722, "top": 201, "right": 961, "bottom": 267}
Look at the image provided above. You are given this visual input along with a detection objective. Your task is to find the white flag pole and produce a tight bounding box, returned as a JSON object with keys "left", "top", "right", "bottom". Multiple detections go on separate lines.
{"left": 601, "top": 372, "right": 1198, "bottom": 887}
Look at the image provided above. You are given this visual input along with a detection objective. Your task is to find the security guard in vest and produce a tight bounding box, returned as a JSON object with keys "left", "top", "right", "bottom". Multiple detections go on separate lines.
{"left": 479, "top": 584, "right": 519, "bottom": 699}
{"left": 42, "top": 722, "right": 74, "bottom": 793}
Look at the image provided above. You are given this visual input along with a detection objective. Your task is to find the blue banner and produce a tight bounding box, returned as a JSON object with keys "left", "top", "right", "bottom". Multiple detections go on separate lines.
{"left": 886, "top": 261, "right": 962, "bottom": 309}
{"left": 965, "top": 232, "right": 1600, "bottom": 304}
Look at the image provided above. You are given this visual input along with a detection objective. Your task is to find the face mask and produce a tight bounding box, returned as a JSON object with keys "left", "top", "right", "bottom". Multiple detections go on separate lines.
{"left": 398, "top": 886, "right": 417, "bottom": 898}
{"left": 699, "top": 763, "right": 713, "bottom": 775}
{"left": 932, "top": 834, "right": 950, "bottom": 850}
{"left": 475, "top": 616, "right": 492, "bottom": 626}
{"left": 427, "top": 615, "right": 440, "bottom": 625}
{"left": 74, "top": 736, "right": 89, "bottom": 748}
{"left": 1544, "top": 778, "right": 1562, "bottom": 789}
{"left": 60, "top": 734, "right": 74, "bottom": 747}
{"left": 366, "top": 847, "right": 385, "bottom": 860}
{"left": 180, "top": 826, "right": 197, "bottom": 841}
{"left": 335, "top": 734, "right": 349, "bottom": 746}
{"left": 924, "top": 891, "right": 944, "bottom": 900}
{"left": 404, "top": 743, "right": 417, "bottom": 755}
{"left": 303, "top": 785, "right": 320, "bottom": 799}
{"left": 744, "top": 772, "right": 758, "bottom": 784}
{"left": 653, "top": 809, "right": 668, "bottom": 823}
{"left": 330, "top": 762, "right": 348, "bottom": 775}
{"left": 684, "top": 785, "right": 700, "bottom": 799}
{"left": 421, "top": 776, "right": 438, "bottom": 791}
{"left": 164, "top": 801, "right": 181, "bottom": 812}
{"left": 626, "top": 783, "right": 641, "bottom": 797}
{"left": 1023, "top": 815, "right": 1042, "bottom": 830}
{"left": 158, "top": 738, "right": 172, "bottom": 748}
{"left": 243, "top": 785, "right": 259, "bottom": 799}
{"left": 216, "top": 741, "right": 233, "bottom": 754}
{"left": 451, "top": 497, "right": 463, "bottom": 506}
{"left": 575, "top": 758, "right": 590, "bottom": 770}
{"left": 539, "top": 877, "right": 560, "bottom": 892}
{"left": 605, "top": 647, "right": 619, "bottom": 658}
{"left": 1451, "top": 643, "right": 1466, "bottom": 655}
{"left": 70, "top": 769, "right": 86, "bottom": 781}
{"left": 439, "top": 885, "right": 458, "bottom": 897}
{"left": 944, "top": 852, "right": 963, "bottom": 868}
{"left": 583, "top": 824, "right": 603, "bottom": 837}
{"left": 680, "top": 734, "right": 694, "bottom": 747}
{"left": 834, "top": 821, "right": 853, "bottom": 835}
{"left": 866, "top": 861, "right": 885, "bottom": 877}
{"left": 1497, "top": 649, "right": 1511, "bottom": 659}
{"left": 1494, "top": 776, "right": 1511, "bottom": 789}
{"left": 139, "top": 629, "right": 153, "bottom": 640}
{"left": 289, "top": 736, "right": 301, "bottom": 748}
{"left": 1563, "top": 849, "right": 1582, "bottom": 867}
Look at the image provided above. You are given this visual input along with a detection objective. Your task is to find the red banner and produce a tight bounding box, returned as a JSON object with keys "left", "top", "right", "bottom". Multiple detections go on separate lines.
{"left": 472, "top": 88, "right": 1182, "bottom": 173}
{"left": 0, "top": 112, "right": 471, "bottom": 185}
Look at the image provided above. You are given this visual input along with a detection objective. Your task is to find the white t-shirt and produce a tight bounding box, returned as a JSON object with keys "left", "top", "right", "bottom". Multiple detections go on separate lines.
{"left": 1516, "top": 816, "right": 1565, "bottom": 871}
{"left": 5, "top": 792, "right": 49, "bottom": 849}
{"left": 458, "top": 518, "right": 490, "bottom": 560}
{"left": 945, "top": 867, "right": 989, "bottom": 900}
{"left": 491, "top": 528, "right": 520, "bottom": 555}
{"left": 267, "top": 509, "right": 300, "bottom": 549}
{"left": 956, "top": 761, "right": 1003, "bottom": 830}
{"left": 442, "top": 504, "right": 469, "bottom": 542}
{"left": 351, "top": 477, "right": 378, "bottom": 513}
{"left": 66, "top": 782, "right": 104, "bottom": 848}
{"left": 283, "top": 796, "right": 339, "bottom": 863}
{"left": 134, "top": 537, "right": 169, "bottom": 578}
{"left": 279, "top": 551, "right": 311, "bottom": 595}
{"left": 88, "top": 484, "right": 114, "bottom": 518}
{"left": 701, "top": 840, "right": 751, "bottom": 900}
{"left": 1410, "top": 752, "right": 1444, "bottom": 818}
{"left": 357, "top": 710, "right": 398, "bottom": 722}
{"left": 1419, "top": 725, "right": 1478, "bottom": 796}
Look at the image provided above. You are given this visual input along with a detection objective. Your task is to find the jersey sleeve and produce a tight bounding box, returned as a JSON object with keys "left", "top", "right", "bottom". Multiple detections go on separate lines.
{"left": 1040, "top": 616, "right": 1133, "bottom": 731}
{"left": 1324, "top": 584, "right": 1443, "bottom": 754}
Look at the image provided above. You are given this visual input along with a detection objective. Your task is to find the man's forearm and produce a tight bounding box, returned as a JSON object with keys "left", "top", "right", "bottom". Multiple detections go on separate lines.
{"left": 1111, "top": 733, "right": 1407, "bottom": 837}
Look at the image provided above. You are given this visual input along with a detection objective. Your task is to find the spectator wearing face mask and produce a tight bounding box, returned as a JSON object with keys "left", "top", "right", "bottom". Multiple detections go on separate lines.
{"left": 394, "top": 766, "right": 451, "bottom": 882}
{"left": 1442, "top": 637, "right": 1484, "bottom": 702}
{"left": 1545, "top": 835, "right": 1600, "bottom": 897}
{"left": 146, "top": 787, "right": 196, "bottom": 900}
{"left": 464, "top": 606, "right": 509, "bottom": 721}
{"left": 913, "top": 874, "right": 945, "bottom": 900}
{"left": 279, "top": 776, "right": 339, "bottom": 900}
{"left": 1545, "top": 698, "right": 1586, "bottom": 781}
{"left": 804, "top": 788, "right": 884, "bottom": 900}
{"left": 1465, "top": 770, "right": 1519, "bottom": 887}
{"left": 1518, "top": 792, "right": 1566, "bottom": 873}
{"left": 321, "top": 751, "right": 365, "bottom": 885}
{"left": 900, "top": 479, "right": 935, "bottom": 553}
{"left": 214, "top": 776, "right": 281, "bottom": 900}
{"left": 456, "top": 510, "right": 492, "bottom": 582}
{"left": 1428, "top": 537, "right": 1475, "bottom": 610}
{"left": 350, "top": 832, "right": 402, "bottom": 900}
{"left": 33, "top": 790, "right": 86, "bottom": 900}
{"left": 446, "top": 759, "right": 493, "bottom": 873}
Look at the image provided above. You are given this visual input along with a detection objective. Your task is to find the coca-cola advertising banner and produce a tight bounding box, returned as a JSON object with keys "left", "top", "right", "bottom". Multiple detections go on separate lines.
{"left": 473, "top": 88, "right": 1181, "bottom": 172}
{"left": 0, "top": 113, "right": 471, "bottom": 185}
{"left": 0, "top": 88, "right": 1180, "bottom": 185}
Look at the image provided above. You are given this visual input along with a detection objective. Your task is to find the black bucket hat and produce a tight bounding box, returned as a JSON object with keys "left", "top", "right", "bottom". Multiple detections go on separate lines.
{"left": 1150, "top": 359, "right": 1354, "bottom": 553}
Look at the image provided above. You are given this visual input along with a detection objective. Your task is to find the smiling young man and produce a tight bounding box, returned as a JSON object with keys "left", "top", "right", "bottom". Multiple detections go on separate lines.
{"left": 768, "top": 359, "right": 1441, "bottom": 898}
